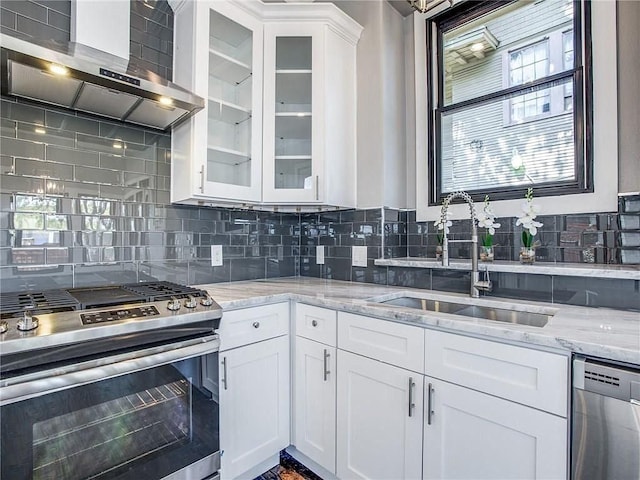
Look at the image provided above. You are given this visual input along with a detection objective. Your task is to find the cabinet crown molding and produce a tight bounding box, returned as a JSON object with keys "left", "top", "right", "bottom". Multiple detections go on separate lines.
{"left": 232, "top": 0, "right": 363, "bottom": 45}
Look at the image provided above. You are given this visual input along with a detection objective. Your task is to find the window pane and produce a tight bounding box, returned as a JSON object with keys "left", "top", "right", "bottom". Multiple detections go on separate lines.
{"left": 563, "top": 30, "right": 574, "bottom": 69}
{"left": 440, "top": 80, "right": 575, "bottom": 194}
{"left": 442, "top": 0, "right": 574, "bottom": 106}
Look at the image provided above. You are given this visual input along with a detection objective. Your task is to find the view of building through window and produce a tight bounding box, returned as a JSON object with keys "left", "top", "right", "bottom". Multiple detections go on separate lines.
{"left": 431, "top": 0, "right": 586, "bottom": 202}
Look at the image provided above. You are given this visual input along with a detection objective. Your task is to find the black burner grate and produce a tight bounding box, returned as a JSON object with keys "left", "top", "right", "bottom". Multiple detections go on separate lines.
{"left": 0, "top": 282, "right": 208, "bottom": 318}
{"left": 122, "top": 281, "right": 208, "bottom": 302}
{"left": 0, "top": 290, "right": 79, "bottom": 319}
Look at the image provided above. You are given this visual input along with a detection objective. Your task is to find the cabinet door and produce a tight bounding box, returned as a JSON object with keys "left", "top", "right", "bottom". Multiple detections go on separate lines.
{"left": 337, "top": 350, "right": 423, "bottom": 480}
{"left": 219, "top": 335, "right": 290, "bottom": 480}
{"left": 423, "top": 378, "right": 567, "bottom": 480}
{"left": 194, "top": 1, "right": 263, "bottom": 202}
{"left": 293, "top": 337, "right": 336, "bottom": 474}
{"left": 263, "top": 23, "right": 323, "bottom": 204}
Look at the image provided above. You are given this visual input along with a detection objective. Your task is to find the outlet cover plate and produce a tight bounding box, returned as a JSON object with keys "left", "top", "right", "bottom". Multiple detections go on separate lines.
{"left": 211, "top": 245, "right": 223, "bottom": 266}
{"left": 352, "top": 246, "right": 367, "bottom": 267}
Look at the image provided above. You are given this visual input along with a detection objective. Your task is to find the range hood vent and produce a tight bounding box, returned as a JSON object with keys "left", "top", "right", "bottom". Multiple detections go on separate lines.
{"left": 1, "top": 33, "right": 204, "bottom": 131}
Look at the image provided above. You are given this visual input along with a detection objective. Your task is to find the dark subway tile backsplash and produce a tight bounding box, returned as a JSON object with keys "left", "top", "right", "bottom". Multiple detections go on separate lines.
{"left": 0, "top": 92, "right": 299, "bottom": 292}
{"left": 0, "top": 0, "right": 638, "bottom": 312}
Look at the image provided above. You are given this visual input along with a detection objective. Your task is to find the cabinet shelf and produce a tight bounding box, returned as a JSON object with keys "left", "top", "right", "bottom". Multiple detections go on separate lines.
{"left": 274, "top": 155, "right": 312, "bottom": 160}
{"left": 207, "top": 145, "right": 251, "bottom": 166}
{"left": 276, "top": 69, "right": 313, "bottom": 74}
{"left": 208, "top": 98, "right": 251, "bottom": 124}
{"left": 275, "top": 115, "right": 312, "bottom": 139}
{"left": 209, "top": 48, "right": 252, "bottom": 84}
{"left": 276, "top": 70, "right": 312, "bottom": 107}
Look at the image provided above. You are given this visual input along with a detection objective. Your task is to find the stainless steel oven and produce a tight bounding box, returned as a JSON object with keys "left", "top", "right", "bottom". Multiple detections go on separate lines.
{"left": 0, "top": 282, "right": 222, "bottom": 480}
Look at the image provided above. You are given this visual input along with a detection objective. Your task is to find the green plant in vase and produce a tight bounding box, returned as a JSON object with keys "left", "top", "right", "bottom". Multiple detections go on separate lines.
{"left": 516, "top": 188, "right": 543, "bottom": 263}
{"left": 477, "top": 195, "right": 500, "bottom": 262}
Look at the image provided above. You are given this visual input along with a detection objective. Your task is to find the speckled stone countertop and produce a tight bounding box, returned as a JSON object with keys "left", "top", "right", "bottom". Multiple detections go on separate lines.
{"left": 197, "top": 277, "right": 640, "bottom": 365}
{"left": 374, "top": 258, "right": 640, "bottom": 280}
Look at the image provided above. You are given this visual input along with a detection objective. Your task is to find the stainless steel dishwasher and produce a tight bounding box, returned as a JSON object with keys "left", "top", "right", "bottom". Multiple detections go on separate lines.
{"left": 572, "top": 356, "right": 640, "bottom": 480}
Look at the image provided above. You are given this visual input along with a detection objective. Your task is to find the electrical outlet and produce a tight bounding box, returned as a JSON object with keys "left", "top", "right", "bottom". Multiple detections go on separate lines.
{"left": 211, "top": 245, "right": 223, "bottom": 266}
{"left": 316, "top": 245, "right": 325, "bottom": 264}
{"left": 352, "top": 246, "right": 368, "bottom": 267}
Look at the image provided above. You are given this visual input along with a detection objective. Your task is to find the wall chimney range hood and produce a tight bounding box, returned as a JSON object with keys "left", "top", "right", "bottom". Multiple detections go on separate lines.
{"left": 1, "top": 33, "right": 204, "bottom": 131}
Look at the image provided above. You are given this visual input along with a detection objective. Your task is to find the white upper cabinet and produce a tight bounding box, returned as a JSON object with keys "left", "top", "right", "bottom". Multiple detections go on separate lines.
{"left": 172, "top": 1, "right": 264, "bottom": 204}
{"left": 172, "top": 0, "right": 362, "bottom": 209}
{"left": 262, "top": 16, "right": 360, "bottom": 207}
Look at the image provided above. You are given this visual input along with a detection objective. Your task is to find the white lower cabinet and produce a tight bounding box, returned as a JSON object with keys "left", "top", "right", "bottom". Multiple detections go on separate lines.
{"left": 293, "top": 336, "right": 337, "bottom": 474}
{"left": 423, "top": 377, "right": 567, "bottom": 480}
{"left": 336, "top": 350, "right": 423, "bottom": 480}
{"left": 219, "top": 335, "right": 290, "bottom": 480}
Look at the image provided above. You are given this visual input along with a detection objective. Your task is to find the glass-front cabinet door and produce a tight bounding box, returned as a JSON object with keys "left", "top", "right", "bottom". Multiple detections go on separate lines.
{"left": 172, "top": 1, "right": 263, "bottom": 204}
{"left": 263, "top": 24, "right": 322, "bottom": 204}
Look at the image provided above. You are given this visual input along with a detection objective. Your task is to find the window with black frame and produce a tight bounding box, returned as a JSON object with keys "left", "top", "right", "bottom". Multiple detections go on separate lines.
{"left": 427, "top": 0, "right": 592, "bottom": 205}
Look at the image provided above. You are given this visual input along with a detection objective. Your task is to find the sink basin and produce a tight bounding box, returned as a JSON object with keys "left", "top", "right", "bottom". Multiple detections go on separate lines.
{"left": 380, "top": 297, "right": 468, "bottom": 314}
{"left": 453, "top": 305, "right": 549, "bottom": 327}
{"left": 377, "top": 296, "right": 550, "bottom": 327}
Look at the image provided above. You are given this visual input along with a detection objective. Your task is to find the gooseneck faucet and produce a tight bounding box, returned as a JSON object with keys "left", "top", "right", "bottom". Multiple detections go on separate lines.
{"left": 439, "top": 191, "right": 491, "bottom": 298}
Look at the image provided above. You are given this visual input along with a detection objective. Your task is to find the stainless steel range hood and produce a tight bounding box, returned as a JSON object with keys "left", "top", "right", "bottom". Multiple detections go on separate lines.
{"left": 1, "top": 33, "right": 204, "bottom": 131}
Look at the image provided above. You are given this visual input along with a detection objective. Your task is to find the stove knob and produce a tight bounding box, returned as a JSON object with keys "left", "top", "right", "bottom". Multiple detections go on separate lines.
{"left": 0, "top": 321, "right": 7, "bottom": 334}
{"left": 167, "top": 297, "right": 181, "bottom": 311}
{"left": 200, "top": 294, "right": 214, "bottom": 307}
{"left": 184, "top": 295, "right": 197, "bottom": 309}
{"left": 17, "top": 308, "right": 39, "bottom": 332}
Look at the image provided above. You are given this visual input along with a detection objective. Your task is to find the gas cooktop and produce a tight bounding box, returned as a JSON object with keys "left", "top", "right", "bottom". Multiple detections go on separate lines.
{"left": 0, "top": 281, "right": 211, "bottom": 320}
{"left": 0, "top": 282, "right": 222, "bottom": 356}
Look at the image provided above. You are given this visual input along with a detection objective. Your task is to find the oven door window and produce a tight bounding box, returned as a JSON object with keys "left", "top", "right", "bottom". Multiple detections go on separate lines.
{"left": 1, "top": 357, "right": 219, "bottom": 480}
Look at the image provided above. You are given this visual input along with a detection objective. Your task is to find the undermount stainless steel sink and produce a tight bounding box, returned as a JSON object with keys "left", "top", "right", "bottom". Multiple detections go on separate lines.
{"left": 452, "top": 305, "right": 549, "bottom": 327}
{"left": 377, "top": 296, "right": 550, "bottom": 327}
{"left": 380, "top": 297, "right": 467, "bottom": 314}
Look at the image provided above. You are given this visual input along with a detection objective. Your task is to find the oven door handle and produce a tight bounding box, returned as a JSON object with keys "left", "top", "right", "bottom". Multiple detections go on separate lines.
{"left": 0, "top": 335, "right": 219, "bottom": 406}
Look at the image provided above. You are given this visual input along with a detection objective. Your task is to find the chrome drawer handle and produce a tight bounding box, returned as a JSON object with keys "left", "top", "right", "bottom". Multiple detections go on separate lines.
{"left": 252, "top": 322, "right": 260, "bottom": 329}
{"left": 408, "top": 377, "right": 415, "bottom": 417}
{"left": 221, "top": 357, "right": 228, "bottom": 390}
{"left": 427, "top": 383, "right": 434, "bottom": 425}
{"left": 323, "top": 349, "right": 330, "bottom": 381}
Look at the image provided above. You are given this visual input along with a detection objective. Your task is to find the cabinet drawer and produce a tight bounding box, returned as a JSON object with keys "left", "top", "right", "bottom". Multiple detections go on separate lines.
{"left": 218, "top": 303, "right": 289, "bottom": 351}
{"left": 295, "top": 303, "right": 337, "bottom": 346}
{"left": 337, "top": 312, "right": 424, "bottom": 373}
{"left": 425, "top": 330, "right": 568, "bottom": 416}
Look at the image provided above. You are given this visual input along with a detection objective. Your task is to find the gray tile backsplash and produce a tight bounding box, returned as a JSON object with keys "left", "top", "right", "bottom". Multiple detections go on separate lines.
{"left": 1, "top": 85, "right": 297, "bottom": 292}
{"left": 299, "top": 204, "right": 640, "bottom": 311}
{"left": 1, "top": 0, "right": 638, "bottom": 312}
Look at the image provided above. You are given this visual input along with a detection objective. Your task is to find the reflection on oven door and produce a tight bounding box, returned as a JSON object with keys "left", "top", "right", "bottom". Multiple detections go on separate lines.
{"left": 1, "top": 359, "right": 219, "bottom": 479}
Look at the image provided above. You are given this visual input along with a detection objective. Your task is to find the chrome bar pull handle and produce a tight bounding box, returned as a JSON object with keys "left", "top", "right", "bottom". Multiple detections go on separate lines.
{"left": 221, "top": 357, "right": 228, "bottom": 390}
{"left": 408, "top": 377, "right": 416, "bottom": 417}
{"left": 199, "top": 165, "right": 205, "bottom": 192}
{"left": 427, "top": 383, "right": 434, "bottom": 425}
{"left": 323, "top": 349, "right": 330, "bottom": 381}
{"left": 315, "top": 175, "right": 319, "bottom": 201}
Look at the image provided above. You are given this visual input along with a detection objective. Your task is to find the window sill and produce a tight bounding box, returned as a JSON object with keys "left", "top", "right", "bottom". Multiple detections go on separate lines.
{"left": 374, "top": 257, "right": 640, "bottom": 280}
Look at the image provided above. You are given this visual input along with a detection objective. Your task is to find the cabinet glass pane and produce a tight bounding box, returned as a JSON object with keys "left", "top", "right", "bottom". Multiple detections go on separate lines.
{"left": 207, "top": 9, "right": 253, "bottom": 187}
{"left": 275, "top": 158, "right": 313, "bottom": 189}
{"left": 274, "top": 37, "right": 312, "bottom": 190}
{"left": 276, "top": 37, "right": 312, "bottom": 70}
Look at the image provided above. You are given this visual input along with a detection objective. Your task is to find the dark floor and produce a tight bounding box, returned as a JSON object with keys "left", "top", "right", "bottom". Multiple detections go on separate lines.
{"left": 253, "top": 451, "right": 323, "bottom": 480}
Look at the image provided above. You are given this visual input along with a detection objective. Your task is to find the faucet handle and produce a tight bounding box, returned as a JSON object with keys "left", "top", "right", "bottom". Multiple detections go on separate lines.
{"left": 474, "top": 265, "right": 493, "bottom": 293}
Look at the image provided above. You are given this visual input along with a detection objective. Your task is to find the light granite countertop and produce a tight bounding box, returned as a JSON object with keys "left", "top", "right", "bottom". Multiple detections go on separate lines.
{"left": 197, "top": 277, "right": 640, "bottom": 366}
{"left": 374, "top": 257, "right": 640, "bottom": 280}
